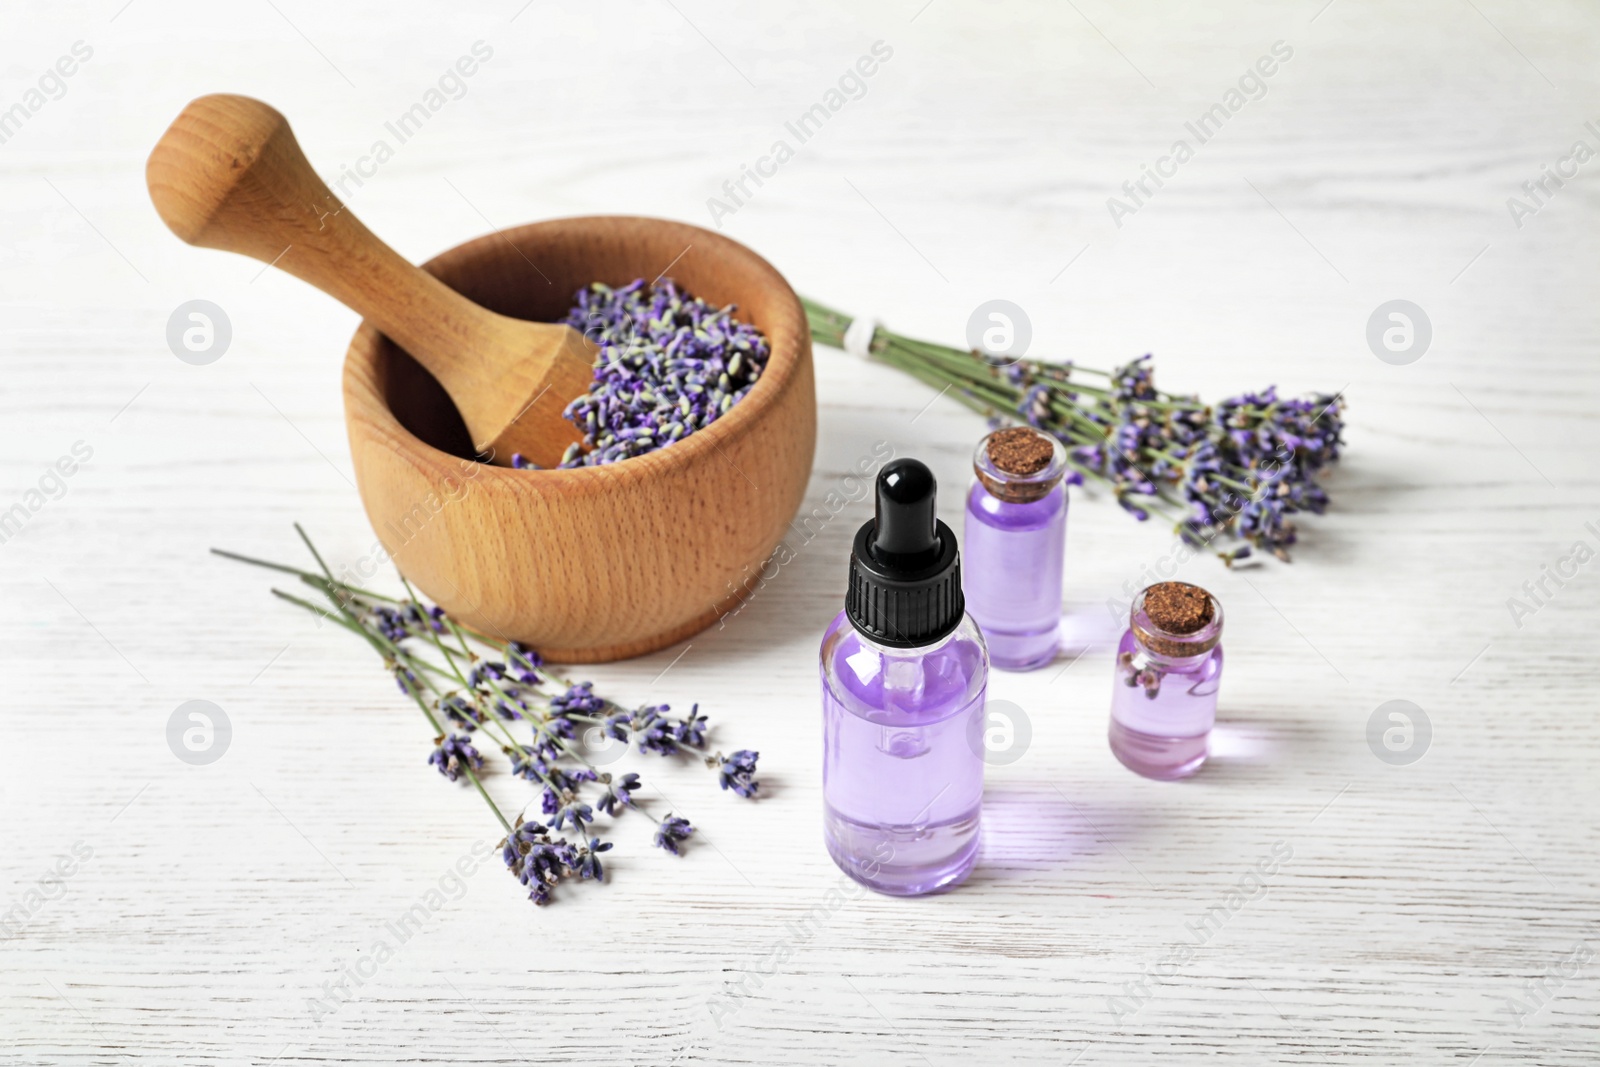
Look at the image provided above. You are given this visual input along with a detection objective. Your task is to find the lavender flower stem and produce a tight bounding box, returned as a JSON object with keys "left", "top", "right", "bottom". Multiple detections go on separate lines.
{"left": 803, "top": 296, "right": 1344, "bottom": 561}
{"left": 273, "top": 591, "right": 469, "bottom": 692}
{"left": 461, "top": 764, "right": 512, "bottom": 834}
{"left": 406, "top": 613, "right": 588, "bottom": 798}
{"left": 398, "top": 670, "right": 512, "bottom": 834}
{"left": 224, "top": 530, "right": 762, "bottom": 905}
{"left": 390, "top": 580, "right": 541, "bottom": 768}
{"left": 564, "top": 710, "right": 697, "bottom": 759}
{"left": 379, "top": 658, "right": 509, "bottom": 835}
{"left": 877, "top": 345, "right": 1018, "bottom": 407}
{"left": 212, "top": 547, "right": 322, "bottom": 579}
{"left": 406, "top": 613, "right": 540, "bottom": 749}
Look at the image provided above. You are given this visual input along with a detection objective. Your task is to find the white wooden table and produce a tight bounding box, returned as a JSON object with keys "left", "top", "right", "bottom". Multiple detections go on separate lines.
{"left": 4, "top": 1, "right": 1598, "bottom": 1063}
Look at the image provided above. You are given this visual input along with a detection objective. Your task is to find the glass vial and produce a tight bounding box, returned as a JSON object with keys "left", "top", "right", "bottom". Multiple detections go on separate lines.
{"left": 963, "top": 427, "right": 1069, "bottom": 670}
{"left": 1107, "top": 582, "right": 1224, "bottom": 780}
{"left": 821, "top": 458, "right": 989, "bottom": 896}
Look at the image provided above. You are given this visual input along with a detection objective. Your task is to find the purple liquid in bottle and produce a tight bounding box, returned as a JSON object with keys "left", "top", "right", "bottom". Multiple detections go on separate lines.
{"left": 821, "top": 458, "right": 989, "bottom": 895}
{"left": 1107, "top": 584, "right": 1224, "bottom": 780}
{"left": 963, "top": 428, "right": 1068, "bottom": 671}
{"left": 821, "top": 613, "right": 987, "bottom": 894}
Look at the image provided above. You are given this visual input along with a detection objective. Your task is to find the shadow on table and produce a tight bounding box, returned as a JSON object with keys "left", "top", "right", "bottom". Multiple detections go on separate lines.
{"left": 1195, "top": 712, "right": 1335, "bottom": 784}
{"left": 965, "top": 786, "right": 1164, "bottom": 886}
{"left": 963, "top": 711, "right": 1334, "bottom": 888}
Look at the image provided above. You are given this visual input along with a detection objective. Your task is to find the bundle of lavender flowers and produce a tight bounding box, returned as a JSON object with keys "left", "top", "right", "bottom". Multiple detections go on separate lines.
{"left": 510, "top": 279, "right": 769, "bottom": 470}
{"left": 803, "top": 298, "right": 1345, "bottom": 563}
{"left": 215, "top": 527, "right": 759, "bottom": 905}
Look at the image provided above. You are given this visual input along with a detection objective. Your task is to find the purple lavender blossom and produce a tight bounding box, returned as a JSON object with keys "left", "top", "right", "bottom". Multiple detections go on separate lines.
{"left": 576, "top": 838, "right": 611, "bottom": 881}
{"left": 511, "top": 752, "right": 546, "bottom": 782}
{"left": 370, "top": 607, "right": 409, "bottom": 642}
{"left": 597, "top": 772, "right": 640, "bottom": 816}
{"left": 653, "top": 814, "right": 694, "bottom": 855}
{"left": 440, "top": 695, "right": 482, "bottom": 731}
{"left": 549, "top": 799, "right": 594, "bottom": 832}
{"left": 633, "top": 706, "right": 679, "bottom": 756}
{"left": 428, "top": 734, "right": 483, "bottom": 782}
{"left": 674, "top": 704, "right": 708, "bottom": 748}
{"left": 716, "top": 750, "right": 760, "bottom": 799}
{"left": 530, "top": 713, "right": 578, "bottom": 761}
{"left": 601, "top": 710, "right": 634, "bottom": 742}
{"left": 393, "top": 667, "right": 419, "bottom": 695}
{"left": 550, "top": 682, "right": 605, "bottom": 719}
{"left": 1050, "top": 355, "right": 1341, "bottom": 560}
{"left": 507, "top": 642, "right": 543, "bottom": 685}
{"left": 501, "top": 820, "right": 579, "bottom": 905}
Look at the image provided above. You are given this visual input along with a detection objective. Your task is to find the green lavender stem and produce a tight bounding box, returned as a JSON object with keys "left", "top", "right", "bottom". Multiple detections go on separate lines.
{"left": 229, "top": 546, "right": 524, "bottom": 835}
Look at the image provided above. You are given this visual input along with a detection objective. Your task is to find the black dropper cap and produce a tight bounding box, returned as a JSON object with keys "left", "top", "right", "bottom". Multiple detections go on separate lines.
{"left": 845, "top": 458, "right": 964, "bottom": 649}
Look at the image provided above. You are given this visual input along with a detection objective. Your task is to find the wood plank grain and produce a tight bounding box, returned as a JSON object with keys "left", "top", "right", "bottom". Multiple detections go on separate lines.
{"left": 2, "top": 1, "right": 1598, "bottom": 1064}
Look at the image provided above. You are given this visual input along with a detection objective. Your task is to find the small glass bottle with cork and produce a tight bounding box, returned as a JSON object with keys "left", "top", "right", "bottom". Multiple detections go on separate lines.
{"left": 962, "top": 426, "right": 1070, "bottom": 671}
{"left": 1108, "top": 581, "right": 1224, "bottom": 780}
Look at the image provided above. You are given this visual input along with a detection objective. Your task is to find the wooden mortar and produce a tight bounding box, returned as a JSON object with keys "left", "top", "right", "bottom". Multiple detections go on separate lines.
{"left": 344, "top": 216, "right": 815, "bottom": 662}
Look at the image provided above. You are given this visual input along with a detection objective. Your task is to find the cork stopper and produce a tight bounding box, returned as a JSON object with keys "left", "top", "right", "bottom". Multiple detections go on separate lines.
{"left": 988, "top": 428, "right": 1054, "bottom": 476}
{"left": 1131, "top": 582, "right": 1222, "bottom": 659}
{"left": 1144, "top": 582, "right": 1214, "bottom": 634}
{"left": 974, "top": 426, "right": 1066, "bottom": 504}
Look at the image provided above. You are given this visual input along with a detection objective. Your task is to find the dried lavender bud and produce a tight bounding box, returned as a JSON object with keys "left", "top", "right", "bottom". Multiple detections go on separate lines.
{"left": 549, "top": 799, "right": 594, "bottom": 832}
{"left": 550, "top": 681, "right": 604, "bottom": 718}
{"left": 634, "top": 706, "right": 678, "bottom": 756}
{"left": 511, "top": 753, "right": 551, "bottom": 782}
{"left": 716, "top": 750, "right": 760, "bottom": 798}
{"left": 556, "top": 279, "right": 769, "bottom": 468}
{"left": 674, "top": 704, "right": 708, "bottom": 748}
{"left": 601, "top": 710, "right": 634, "bottom": 742}
{"left": 654, "top": 814, "right": 694, "bottom": 855}
{"left": 441, "top": 695, "right": 482, "bottom": 731}
{"left": 428, "top": 734, "right": 482, "bottom": 781}
{"left": 576, "top": 838, "right": 611, "bottom": 881}
{"left": 502, "top": 819, "right": 579, "bottom": 905}
{"left": 597, "top": 772, "right": 641, "bottom": 816}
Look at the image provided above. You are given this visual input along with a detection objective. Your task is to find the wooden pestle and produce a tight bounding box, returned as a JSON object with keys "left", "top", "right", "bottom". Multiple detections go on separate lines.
{"left": 146, "top": 94, "right": 595, "bottom": 468}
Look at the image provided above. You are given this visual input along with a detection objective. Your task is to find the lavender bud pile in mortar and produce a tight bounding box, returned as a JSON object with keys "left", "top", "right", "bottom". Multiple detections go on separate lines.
{"left": 511, "top": 278, "right": 770, "bottom": 469}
